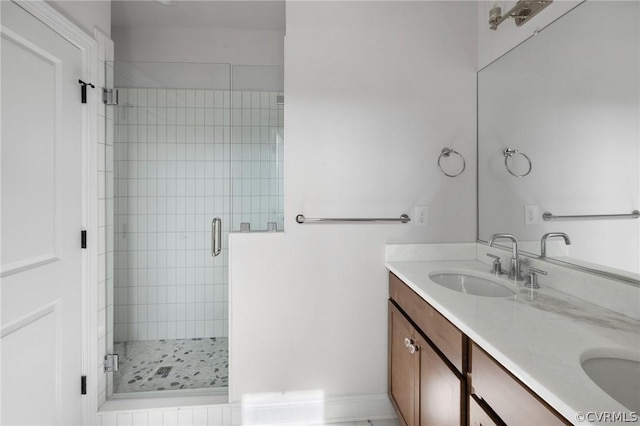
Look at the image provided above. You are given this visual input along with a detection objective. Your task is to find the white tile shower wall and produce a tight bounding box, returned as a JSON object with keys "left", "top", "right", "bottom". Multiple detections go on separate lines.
{"left": 231, "top": 91, "right": 284, "bottom": 232}
{"left": 114, "top": 88, "right": 282, "bottom": 341}
{"left": 99, "top": 405, "right": 232, "bottom": 426}
{"left": 114, "top": 87, "right": 229, "bottom": 342}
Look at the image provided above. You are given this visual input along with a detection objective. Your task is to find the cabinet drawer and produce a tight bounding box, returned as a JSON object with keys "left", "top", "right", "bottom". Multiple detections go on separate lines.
{"left": 471, "top": 343, "right": 568, "bottom": 425}
{"left": 389, "top": 272, "right": 465, "bottom": 373}
{"left": 469, "top": 395, "right": 504, "bottom": 426}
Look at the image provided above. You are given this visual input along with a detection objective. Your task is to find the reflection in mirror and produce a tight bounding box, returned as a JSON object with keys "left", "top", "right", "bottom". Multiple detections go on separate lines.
{"left": 478, "top": 1, "right": 639, "bottom": 281}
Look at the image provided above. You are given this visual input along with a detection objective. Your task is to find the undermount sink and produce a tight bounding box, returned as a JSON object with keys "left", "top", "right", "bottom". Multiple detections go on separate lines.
{"left": 581, "top": 349, "right": 640, "bottom": 412}
{"left": 428, "top": 272, "right": 516, "bottom": 297}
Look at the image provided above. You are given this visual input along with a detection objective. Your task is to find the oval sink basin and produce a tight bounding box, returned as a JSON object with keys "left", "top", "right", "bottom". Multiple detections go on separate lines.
{"left": 581, "top": 349, "right": 640, "bottom": 412}
{"left": 429, "top": 273, "right": 516, "bottom": 297}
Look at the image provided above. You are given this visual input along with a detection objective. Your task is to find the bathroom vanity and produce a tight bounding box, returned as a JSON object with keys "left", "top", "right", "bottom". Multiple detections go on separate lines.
{"left": 389, "top": 272, "right": 566, "bottom": 425}
{"left": 386, "top": 244, "right": 640, "bottom": 426}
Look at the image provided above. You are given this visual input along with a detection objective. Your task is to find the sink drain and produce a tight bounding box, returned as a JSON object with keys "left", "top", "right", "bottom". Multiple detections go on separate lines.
{"left": 156, "top": 366, "right": 172, "bottom": 376}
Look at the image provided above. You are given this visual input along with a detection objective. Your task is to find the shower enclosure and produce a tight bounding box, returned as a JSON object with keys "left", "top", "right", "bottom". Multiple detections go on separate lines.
{"left": 106, "top": 61, "right": 284, "bottom": 397}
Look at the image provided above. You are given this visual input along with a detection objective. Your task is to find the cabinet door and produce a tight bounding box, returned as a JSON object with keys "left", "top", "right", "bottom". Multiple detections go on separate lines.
{"left": 419, "top": 336, "right": 463, "bottom": 426}
{"left": 389, "top": 302, "right": 419, "bottom": 426}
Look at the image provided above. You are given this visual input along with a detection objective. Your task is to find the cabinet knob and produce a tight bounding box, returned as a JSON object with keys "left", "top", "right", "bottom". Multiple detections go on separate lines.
{"left": 404, "top": 337, "right": 412, "bottom": 347}
{"left": 408, "top": 344, "right": 419, "bottom": 354}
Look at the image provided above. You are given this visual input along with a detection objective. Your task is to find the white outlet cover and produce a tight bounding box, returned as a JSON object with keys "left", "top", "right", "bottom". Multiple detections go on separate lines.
{"left": 415, "top": 205, "right": 428, "bottom": 227}
{"left": 524, "top": 204, "right": 539, "bottom": 225}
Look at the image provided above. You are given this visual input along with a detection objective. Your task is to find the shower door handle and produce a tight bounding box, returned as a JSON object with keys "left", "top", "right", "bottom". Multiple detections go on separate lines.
{"left": 211, "top": 217, "right": 222, "bottom": 257}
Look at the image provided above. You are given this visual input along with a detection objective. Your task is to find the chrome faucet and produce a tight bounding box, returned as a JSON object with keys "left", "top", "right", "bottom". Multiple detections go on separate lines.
{"left": 489, "top": 233, "right": 522, "bottom": 280}
{"left": 541, "top": 232, "right": 571, "bottom": 257}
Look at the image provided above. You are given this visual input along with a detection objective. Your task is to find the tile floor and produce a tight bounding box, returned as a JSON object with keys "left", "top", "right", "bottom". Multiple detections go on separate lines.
{"left": 113, "top": 338, "right": 228, "bottom": 393}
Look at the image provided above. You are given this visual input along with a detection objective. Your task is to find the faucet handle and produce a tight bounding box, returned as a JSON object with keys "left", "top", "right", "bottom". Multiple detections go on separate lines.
{"left": 486, "top": 253, "right": 504, "bottom": 275}
{"left": 525, "top": 267, "right": 547, "bottom": 289}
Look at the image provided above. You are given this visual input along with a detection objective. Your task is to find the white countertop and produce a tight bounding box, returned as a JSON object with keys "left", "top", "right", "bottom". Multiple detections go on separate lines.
{"left": 385, "top": 244, "right": 640, "bottom": 426}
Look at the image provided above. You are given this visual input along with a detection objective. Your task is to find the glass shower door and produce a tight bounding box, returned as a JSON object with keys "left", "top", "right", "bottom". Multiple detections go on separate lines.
{"left": 108, "top": 61, "right": 232, "bottom": 396}
{"left": 230, "top": 65, "right": 284, "bottom": 232}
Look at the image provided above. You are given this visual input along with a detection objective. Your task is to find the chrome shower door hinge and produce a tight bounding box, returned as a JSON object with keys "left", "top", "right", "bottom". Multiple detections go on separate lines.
{"left": 103, "top": 354, "right": 119, "bottom": 372}
{"left": 102, "top": 88, "right": 119, "bottom": 105}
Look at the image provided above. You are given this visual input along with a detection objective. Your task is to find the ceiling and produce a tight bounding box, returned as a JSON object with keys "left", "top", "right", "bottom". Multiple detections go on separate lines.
{"left": 112, "top": 1, "right": 285, "bottom": 31}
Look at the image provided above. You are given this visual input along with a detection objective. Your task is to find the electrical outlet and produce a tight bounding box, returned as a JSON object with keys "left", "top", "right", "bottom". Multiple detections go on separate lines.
{"left": 415, "top": 206, "right": 428, "bottom": 227}
{"left": 524, "top": 204, "right": 539, "bottom": 225}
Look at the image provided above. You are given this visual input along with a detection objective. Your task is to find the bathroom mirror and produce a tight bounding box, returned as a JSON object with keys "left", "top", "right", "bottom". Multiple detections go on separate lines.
{"left": 478, "top": 1, "right": 640, "bottom": 282}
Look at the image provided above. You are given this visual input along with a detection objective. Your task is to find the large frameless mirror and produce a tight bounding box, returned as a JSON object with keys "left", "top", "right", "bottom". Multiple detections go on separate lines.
{"left": 478, "top": 1, "right": 639, "bottom": 283}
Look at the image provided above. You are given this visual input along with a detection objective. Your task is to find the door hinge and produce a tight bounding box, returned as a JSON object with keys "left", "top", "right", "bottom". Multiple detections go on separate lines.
{"left": 81, "top": 375, "right": 87, "bottom": 395}
{"left": 103, "top": 88, "right": 119, "bottom": 105}
{"left": 81, "top": 230, "right": 87, "bottom": 249}
{"left": 104, "top": 354, "right": 119, "bottom": 372}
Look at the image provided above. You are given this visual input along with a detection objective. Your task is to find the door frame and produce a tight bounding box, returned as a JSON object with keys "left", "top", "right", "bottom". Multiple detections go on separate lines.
{"left": 2, "top": 1, "right": 98, "bottom": 423}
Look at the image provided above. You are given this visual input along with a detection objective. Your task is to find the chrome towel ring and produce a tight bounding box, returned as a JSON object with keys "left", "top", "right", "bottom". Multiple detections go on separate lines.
{"left": 438, "top": 148, "right": 466, "bottom": 178}
{"left": 503, "top": 148, "right": 532, "bottom": 177}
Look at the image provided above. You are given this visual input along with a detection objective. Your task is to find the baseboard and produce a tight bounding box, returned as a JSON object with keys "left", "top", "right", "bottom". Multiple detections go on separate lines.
{"left": 232, "top": 392, "right": 396, "bottom": 425}
{"left": 97, "top": 392, "right": 395, "bottom": 426}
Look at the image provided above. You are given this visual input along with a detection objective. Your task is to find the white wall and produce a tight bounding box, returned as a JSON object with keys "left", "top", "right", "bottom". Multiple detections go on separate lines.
{"left": 112, "top": 26, "right": 284, "bottom": 91}
{"left": 47, "top": 0, "right": 111, "bottom": 37}
{"left": 229, "top": 0, "right": 477, "bottom": 412}
{"left": 477, "top": 0, "right": 582, "bottom": 69}
{"left": 113, "top": 26, "right": 283, "bottom": 67}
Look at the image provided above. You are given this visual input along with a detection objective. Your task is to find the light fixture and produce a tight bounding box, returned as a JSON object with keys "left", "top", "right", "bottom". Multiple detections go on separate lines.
{"left": 489, "top": 0, "right": 553, "bottom": 31}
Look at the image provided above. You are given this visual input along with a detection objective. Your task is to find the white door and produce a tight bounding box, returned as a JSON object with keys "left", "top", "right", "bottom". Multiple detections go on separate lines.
{"left": 1, "top": 1, "right": 84, "bottom": 424}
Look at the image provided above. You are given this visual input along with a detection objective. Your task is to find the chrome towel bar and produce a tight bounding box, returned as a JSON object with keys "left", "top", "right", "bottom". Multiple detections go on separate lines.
{"left": 543, "top": 210, "right": 640, "bottom": 221}
{"left": 296, "top": 214, "right": 411, "bottom": 224}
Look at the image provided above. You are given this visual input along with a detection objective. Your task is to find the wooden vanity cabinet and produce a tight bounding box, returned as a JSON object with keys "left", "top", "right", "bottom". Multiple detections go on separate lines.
{"left": 389, "top": 274, "right": 466, "bottom": 426}
{"left": 388, "top": 272, "right": 570, "bottom": 426}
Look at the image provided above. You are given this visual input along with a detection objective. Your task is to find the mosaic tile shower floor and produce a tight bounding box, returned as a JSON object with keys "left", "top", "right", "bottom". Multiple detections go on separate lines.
{"left": 113, "top": 338, "right": 228, "bottom": 393}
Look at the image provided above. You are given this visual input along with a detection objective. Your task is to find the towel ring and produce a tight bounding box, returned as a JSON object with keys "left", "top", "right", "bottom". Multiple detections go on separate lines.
{"left": 503, "top": 148, "right": 532, "bottom": 177}
{"left": 438, "top": 148, "right": 466, "bottom": 178}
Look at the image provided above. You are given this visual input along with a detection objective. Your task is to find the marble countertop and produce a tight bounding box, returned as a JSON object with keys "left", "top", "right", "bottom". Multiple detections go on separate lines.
{"left": 385, "top": 246, "right": 640, "bottom": 426}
